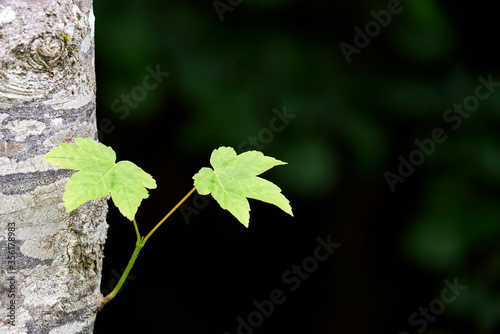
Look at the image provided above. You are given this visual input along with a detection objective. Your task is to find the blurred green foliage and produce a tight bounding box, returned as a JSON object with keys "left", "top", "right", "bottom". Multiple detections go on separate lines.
{"left": 93, "top": 0, "right": 500, "bottom": 333}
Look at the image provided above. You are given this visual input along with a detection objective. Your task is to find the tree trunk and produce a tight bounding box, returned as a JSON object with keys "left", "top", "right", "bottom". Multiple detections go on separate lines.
{"left": 0, "top": 1, "right": 108, "bottom": 333}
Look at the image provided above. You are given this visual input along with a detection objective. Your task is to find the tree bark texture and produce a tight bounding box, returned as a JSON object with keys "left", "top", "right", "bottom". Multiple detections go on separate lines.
{"left": 0, "top": 1, "right": 108, "bottom": 333}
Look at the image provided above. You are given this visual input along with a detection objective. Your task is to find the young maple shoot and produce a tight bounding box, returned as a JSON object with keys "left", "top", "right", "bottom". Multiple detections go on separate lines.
{"left": 43, "top": 138, "right": 293, "bottom": 310}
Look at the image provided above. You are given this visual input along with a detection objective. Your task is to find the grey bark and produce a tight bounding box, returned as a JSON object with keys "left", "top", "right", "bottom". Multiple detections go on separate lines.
{"left": 0, "top": 1, "right": 108, "bottom": 333}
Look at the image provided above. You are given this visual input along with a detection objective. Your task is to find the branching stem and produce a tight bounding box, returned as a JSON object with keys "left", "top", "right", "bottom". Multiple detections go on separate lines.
{"left": 97, "top": 186, "right": 197, "bottom": 311}
{"left": 143, "top": 186, "right": 197, "bottom": 243}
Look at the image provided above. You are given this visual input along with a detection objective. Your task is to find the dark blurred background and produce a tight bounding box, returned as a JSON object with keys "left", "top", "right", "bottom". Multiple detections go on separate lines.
{"left": 92, "top": 1, "right": 500, "bottom": 333}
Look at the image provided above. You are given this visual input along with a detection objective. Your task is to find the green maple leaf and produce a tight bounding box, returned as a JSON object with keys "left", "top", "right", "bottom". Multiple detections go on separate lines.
{"left": 43, "top": 138, "right": 156, "bottom": 221}
{"left": 193, "top": 146, "right": 293, "bottom": 227}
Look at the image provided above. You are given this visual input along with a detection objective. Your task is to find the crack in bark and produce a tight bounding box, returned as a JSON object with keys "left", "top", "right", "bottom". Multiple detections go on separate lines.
{"left": 0, "top": 169, "right": 73, "bottom": 195}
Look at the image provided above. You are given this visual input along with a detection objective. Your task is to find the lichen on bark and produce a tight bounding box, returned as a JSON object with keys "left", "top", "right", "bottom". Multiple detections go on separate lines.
{"left": 0, "top": 1, "right": 107, "bottom": 333}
